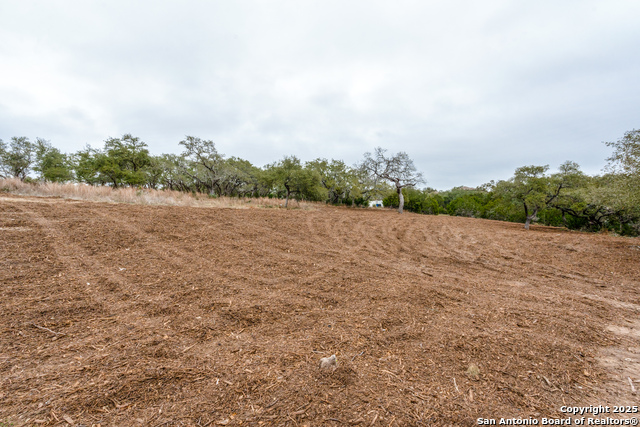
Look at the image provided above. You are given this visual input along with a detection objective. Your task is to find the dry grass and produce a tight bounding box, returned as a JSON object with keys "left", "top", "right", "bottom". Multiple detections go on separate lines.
{"left": 0, "top": 178, "right": 322, "bottom": 210}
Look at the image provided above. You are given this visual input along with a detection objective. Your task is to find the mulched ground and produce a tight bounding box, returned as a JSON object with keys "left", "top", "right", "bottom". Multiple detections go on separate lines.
{"left": 1, "top": 195, "right": 639, "bottom": 426}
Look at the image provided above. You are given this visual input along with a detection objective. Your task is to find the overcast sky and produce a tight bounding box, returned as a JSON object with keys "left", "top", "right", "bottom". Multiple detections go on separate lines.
{"left": 1, "top": 1, "right": 639, "bottom": 189}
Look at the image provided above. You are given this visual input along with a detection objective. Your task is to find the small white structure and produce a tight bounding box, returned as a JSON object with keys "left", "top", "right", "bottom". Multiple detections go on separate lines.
{"left": 369, "top": 200, "right": 383, "bottom": 208}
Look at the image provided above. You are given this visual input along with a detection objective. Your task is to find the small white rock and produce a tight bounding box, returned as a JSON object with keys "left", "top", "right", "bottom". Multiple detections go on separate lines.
{"left": 319, "top": 354, "right": 337, "bottom": 371}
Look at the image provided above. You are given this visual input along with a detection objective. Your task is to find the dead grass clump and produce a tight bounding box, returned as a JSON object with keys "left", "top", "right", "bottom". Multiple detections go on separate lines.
{"left": 0, "top": 177, "right": 30, "bottom": 193}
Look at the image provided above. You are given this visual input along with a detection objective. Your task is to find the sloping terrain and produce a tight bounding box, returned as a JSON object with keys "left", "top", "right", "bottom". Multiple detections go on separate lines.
{"left": 1, "top": 195, "right": 639, "bottom": 426}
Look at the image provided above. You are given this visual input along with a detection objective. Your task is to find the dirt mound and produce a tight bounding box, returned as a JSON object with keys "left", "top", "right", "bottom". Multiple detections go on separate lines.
{"left": 1, "top": 195, "right": 639, "bottom": 426}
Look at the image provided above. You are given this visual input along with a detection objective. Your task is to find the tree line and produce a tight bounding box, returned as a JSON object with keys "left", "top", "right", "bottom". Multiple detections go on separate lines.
{"left": 0, "top": 134, "right": 399, "bottom": 208}
{"left": 1, "top": 130, "right": 638, "bottom": 235}
{"left": 381, "top": 130, "right": 640, "bottom": 236}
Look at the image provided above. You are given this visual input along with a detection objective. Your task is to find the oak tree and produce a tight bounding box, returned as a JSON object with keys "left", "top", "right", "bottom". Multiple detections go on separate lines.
{"left": 361, "top": 147, "right": 424, "bottom": 213}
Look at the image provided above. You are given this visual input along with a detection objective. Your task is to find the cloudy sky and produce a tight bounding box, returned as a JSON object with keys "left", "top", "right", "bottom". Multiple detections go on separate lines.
{"left": 1, "top": 0, "right": 639, "bottom": 189}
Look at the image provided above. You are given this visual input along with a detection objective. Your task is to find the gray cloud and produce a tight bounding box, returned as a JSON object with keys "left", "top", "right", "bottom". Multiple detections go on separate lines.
{"left": 1, "top": 0, "right": 638, "bottom": 189}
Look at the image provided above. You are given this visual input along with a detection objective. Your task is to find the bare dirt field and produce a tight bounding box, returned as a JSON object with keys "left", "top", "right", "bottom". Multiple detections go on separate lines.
{"left": 1, "top": 195, "right": 639, "bottom": 426}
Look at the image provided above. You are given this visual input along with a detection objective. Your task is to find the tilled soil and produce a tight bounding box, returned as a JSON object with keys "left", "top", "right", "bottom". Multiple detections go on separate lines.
{"left": 1, "top": 195, "right": 639, "bottom": 426}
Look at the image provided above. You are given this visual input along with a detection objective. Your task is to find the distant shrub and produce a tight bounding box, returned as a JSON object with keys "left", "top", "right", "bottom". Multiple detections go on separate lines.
{"left": 383, "top": 188, "right": 444, "bottom": 214}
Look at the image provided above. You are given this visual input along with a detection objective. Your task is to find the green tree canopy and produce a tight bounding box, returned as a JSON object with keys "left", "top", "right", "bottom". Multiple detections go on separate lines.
{"left": 34, "top": 138, "right": 73, "bottom": 182}
{"left": 495, "top": 165, "right": 551, "bottom": 230}
{"left": 307, "top": 158, "right": 362, "bottom": 205}
{"left": 102, "top": 134, "right": 152, "bottom": 187}
{"left": 604, "top": 129, "right": 640, "bottom": 209}
{"left": 265, "top": 156, "right": 325, "bottom": 207}
{"left": 0, "top": 136, "right": 34, "bottom": 180}
{"left": 179, "top": 136, "right": 224, "bottom": 194}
